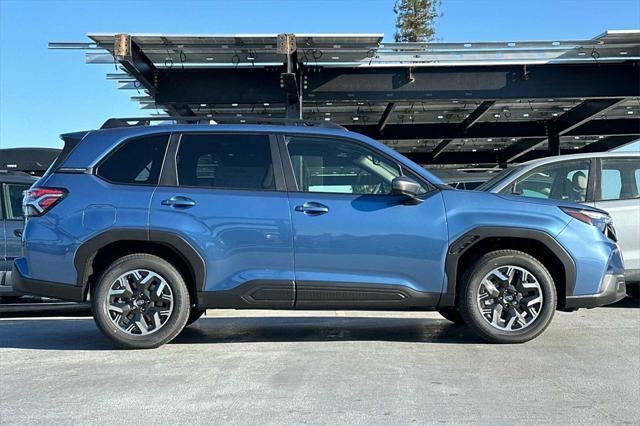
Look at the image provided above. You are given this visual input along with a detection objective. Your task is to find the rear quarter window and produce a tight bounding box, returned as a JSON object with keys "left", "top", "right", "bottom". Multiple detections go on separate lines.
{"left": 96, "top": 134, "right": 169, "bottom": 185}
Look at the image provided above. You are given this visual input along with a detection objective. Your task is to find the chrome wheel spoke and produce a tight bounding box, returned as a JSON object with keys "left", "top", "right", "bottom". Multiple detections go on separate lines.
{"left": 477, "top": 265, "right": 543, "bottom": 332}
{"left": 106, "top": 269, "right": 174, "bottom": 336}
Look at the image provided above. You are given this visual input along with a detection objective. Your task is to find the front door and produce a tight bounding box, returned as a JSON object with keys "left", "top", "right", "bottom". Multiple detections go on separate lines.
{"left": 280, "top": 134, "right": 448, "bottom": 309}
{"left": 150, "top": 132, "right": 295, "bottom": 308}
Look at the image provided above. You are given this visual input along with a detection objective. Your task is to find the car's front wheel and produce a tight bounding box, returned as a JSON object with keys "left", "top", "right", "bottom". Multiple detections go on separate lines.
{"left": 459, "top": 250, "right": 556, "bottom": 344}
{"left": 92, "top": 254, "right": 190, "bottom": 349}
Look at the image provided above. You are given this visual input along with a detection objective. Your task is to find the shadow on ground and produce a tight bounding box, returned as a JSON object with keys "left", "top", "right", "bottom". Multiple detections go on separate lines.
{"left": 0, "top": 315, "right": 483, "bottom": 351}
{"left": 1, "top": 297, "right": 636, "bottom": 351}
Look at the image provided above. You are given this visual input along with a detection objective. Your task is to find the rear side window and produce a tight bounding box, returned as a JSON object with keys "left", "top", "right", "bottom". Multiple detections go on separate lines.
{"left": 2, "top": 183, "right": 31, "bottom": 220}
{"left": 97, "top": 134, "right": 169, "bottom": 185}
{"left": 599, "top": 158, "right": 640, "bottom": 201}
{"left": 176, "top": 134, "right": 275, "bottom": 190}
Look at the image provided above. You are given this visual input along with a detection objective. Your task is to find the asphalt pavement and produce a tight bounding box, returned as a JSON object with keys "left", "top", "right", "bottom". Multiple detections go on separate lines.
{"left": 1, "top": 298, "right": 639, "bottom": 425}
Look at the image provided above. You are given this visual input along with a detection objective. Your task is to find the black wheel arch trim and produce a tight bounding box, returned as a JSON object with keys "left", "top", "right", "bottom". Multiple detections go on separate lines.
{"left": 442, "top": 226, "right": 577, "bottom": 307}
{"left": 74, "top": 228, "right": 206, "bottom": 298}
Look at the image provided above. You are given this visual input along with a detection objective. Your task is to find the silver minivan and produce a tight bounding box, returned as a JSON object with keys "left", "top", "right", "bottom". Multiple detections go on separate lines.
{"left": 478, "top": 152, "right": 640, "bottom": 295}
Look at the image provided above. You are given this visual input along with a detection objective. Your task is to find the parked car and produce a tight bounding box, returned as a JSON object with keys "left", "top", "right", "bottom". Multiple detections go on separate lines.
{"left": 426, "top": 168, "right": 497, "bottom": 190}
{"left": 0, "top": 171, "right": 36, "bottom": 301}
{"left": 13, "top": 121, "right": 626, "bottom": 348}
{"left": 477, "top": 152, "right": 640, "bottom": 296}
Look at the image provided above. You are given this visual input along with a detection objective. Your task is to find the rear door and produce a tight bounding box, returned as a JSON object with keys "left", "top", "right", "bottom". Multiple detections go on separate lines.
{"left": 149, "top": 132, "right": 295, "bottom": 307}
{"left": 595, "top": 157, "right": 640, "bottom": 272}
{"left": 280, "top": 134, "right": 448, "bottom": 309}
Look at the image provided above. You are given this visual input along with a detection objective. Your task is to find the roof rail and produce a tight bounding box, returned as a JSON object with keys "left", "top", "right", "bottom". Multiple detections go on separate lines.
{"left": 100, "top": 115, "right": 348, "bottom": 131}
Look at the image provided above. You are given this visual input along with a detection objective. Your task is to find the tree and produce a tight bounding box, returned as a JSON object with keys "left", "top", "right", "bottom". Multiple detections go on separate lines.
{"left": 394, "top": 0, "right": 441, "bottom": 43}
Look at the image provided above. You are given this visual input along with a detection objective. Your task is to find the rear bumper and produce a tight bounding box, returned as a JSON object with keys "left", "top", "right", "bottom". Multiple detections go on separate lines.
{"left": 565, "top": 274, "right": 626, "bottom": 309}
{"left": 12, "top": 261, "right": 83, "bottom": 302}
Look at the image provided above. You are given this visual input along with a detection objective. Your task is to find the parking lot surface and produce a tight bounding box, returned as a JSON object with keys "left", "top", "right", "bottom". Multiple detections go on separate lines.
{"left": 1, "top": 298, "right": 639, "bottom": 425}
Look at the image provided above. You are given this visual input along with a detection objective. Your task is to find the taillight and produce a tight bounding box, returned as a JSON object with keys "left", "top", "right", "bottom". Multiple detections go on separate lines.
{"left": 560, "top": 206, "right": 616, "bottom": 241}
{"left": 24, "top": 188, "right": 67, "bottom": 216}
{"left": 560, "top": 206, "right": 609, "bottom": 226}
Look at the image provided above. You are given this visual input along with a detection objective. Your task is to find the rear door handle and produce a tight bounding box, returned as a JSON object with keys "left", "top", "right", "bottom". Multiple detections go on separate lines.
{"left": 295, "top": 201, "right": 329, "bottom": 216}
{"left": 161, "top": 196, "right": 196, "bottom": 208}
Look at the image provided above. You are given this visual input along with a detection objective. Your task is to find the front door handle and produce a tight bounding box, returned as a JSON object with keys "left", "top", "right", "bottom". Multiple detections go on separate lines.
{"left": 295, "top": 201, "right": 329, "bottom": 216}
{"left": 161, "top": 196, "right": 196, "bottom": 208}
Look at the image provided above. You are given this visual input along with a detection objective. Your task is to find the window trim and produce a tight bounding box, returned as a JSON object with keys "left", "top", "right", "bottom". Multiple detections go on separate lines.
{"left": 500, "top": 159, "right": 593, "bottom": 203}
{"left": 94, "top": 133, "right": 171, "bottom": 187}
{"left": 596, "top": 156, "right": 640, "bottom": 202}
{"left": 167, "top": 131, "right": 286, "bottom": 192}
{"left": 276, "top": 133, "right": 435, "bottom": 196}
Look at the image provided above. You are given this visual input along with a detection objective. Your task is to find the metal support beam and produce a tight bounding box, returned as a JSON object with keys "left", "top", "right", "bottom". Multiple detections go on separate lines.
{"left": 548, "top": 131, "right": 560, "bottom": 156}
{"left": 501, "top": 138, "right": 547, "bottom": 163}
{"left": 115, "top": 37, "right": 195, "bottom": 118}
{"left": 304, "top": 63, "right": 640, "bottom": 102}
{"left": 378, "top": 103, "right": 396, "bottom": 133}
{"left": 502, "top": 98, "right": 625, "bottom": 162}
{"left": 575, "top": 135, "right": 639, "bottom": 153}
{"left": 462, "top": 101, "right": 495, "bottom": 129}
{"left": 117, "top": 39, "right": 156, "bottom": 96}
{"left": 554, "top": 98, "right": 624, "bottom": 135}
{"left": 431, "top": 139, "right": 453, "bottom": 159}
{"left": 347, "top": 118, "right": 640, "bottom": 141}
{"left": 152, "top": 63, "right": 640, "bottom": 105}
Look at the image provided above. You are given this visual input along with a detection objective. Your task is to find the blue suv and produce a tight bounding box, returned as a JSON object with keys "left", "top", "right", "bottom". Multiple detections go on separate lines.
{"left": 13, "top": 119, "right": 626, "bottom": 348}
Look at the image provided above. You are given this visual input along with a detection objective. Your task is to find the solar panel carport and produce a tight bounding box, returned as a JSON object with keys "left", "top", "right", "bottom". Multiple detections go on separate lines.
{"left": 49, "top": 30, "right": 640, "bottom": 166}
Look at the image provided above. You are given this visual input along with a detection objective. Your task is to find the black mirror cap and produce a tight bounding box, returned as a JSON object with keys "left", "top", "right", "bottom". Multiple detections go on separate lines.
{"left": 392, "top": 176, "right": 423, "bottom": 204}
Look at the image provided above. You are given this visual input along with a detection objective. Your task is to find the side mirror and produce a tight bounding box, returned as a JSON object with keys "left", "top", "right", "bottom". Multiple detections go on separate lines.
{"left": 391, "top": 176, "right": 423, "bottom": 204}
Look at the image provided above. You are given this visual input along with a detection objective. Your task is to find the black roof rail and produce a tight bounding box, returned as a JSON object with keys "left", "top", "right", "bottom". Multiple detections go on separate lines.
{"left": 99, "top": 115, "right": 348, "bottom": 131}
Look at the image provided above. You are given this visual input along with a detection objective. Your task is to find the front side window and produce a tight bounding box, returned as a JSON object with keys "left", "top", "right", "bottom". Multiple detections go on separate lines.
{"left": 285, "top": 136, "right": 423, "bottom": 195}
{"left": 2, "top": 183, "right": 31, "bottom": 220}
{"left": 600, "top": 158, "right": 640, "bottom": 201}
{"left": 503, "top": 160, "right": 590, "bottom": 203}
{"left": 176, "top": 133, "right": 275, "bottom": 190}
{"left": 97, "top": 134, "right": 169, "bottom": 185}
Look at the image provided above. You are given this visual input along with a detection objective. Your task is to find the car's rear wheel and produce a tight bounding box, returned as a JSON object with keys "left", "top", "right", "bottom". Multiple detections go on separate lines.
{"left": 437, "top": 307, "right": 465, "bottom": 324}
{"left": 92, "top": 254, "right": 190, "bottom": 349}
{"left": 459, "top": 250, "right": 556, "bottom": 344}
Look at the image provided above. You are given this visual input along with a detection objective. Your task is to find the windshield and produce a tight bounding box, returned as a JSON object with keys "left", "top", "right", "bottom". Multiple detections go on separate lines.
{"left": 476, "top": 166, "right": 524, "bottom": 191}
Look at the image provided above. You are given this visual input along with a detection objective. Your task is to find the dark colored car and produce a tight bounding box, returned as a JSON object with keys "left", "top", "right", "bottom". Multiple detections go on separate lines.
{"left": 0, "top": 171, "right": 36, "bottom": 300}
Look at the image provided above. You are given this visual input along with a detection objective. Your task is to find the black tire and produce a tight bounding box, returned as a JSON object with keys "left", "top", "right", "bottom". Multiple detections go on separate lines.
{"left": 437, "top": 307, "right": 465, "bottom": 324}
{"left": 459, "top": 250, "right": 556, "bottom": 344}
{"left": 186, "top": 308, "right": 205, "bottom": 326}
{"left": 91, "top": 254, "right": 190, "bottom": 349}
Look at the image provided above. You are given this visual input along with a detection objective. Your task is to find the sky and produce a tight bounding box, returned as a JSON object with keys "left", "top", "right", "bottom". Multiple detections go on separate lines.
{"left": 1, "top": 0, "right": 639, "bottom": 151}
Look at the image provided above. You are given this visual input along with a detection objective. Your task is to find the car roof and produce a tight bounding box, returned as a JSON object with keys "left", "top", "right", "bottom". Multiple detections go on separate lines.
{"left": 0, "top": 172, "right": 38, "bottom": 184}
{"left": 518, "top": 150, "right": 640, "bottom": 168}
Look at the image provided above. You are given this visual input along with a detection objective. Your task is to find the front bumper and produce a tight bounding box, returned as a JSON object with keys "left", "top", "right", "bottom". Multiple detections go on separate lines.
{"left": 565, "top": 273, "right": 626, "bottom": 309}
{"left": 12, "top": 261, "right": 83, "bottom": 302}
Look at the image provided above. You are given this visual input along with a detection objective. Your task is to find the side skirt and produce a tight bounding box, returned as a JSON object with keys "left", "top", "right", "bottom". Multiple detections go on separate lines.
{"left": 197, "top": 280, "right": 441, "bottom": 310}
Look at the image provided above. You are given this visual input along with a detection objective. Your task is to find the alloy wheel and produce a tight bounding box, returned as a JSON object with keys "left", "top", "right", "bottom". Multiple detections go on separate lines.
{"left": 106, "top": 269, "right": 174, "bottom": 335}
{"left": 476, "top": 265, "right": 543, "bottom": 331}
